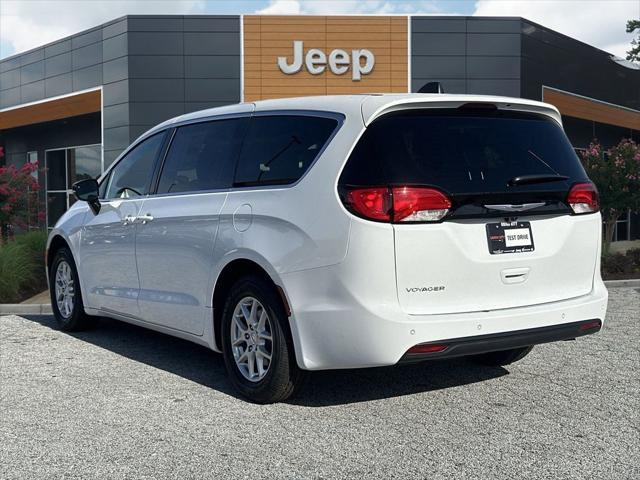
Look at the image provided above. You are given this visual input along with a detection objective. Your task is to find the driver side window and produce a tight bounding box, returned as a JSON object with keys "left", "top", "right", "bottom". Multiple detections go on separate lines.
{"left": 105, "top": 132, "right": 165, "bottom": 199}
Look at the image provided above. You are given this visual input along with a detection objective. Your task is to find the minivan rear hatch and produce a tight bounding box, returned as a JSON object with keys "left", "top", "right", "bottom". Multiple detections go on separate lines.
{"left": 339, "top": 106, "right": 599, "bottom": 314}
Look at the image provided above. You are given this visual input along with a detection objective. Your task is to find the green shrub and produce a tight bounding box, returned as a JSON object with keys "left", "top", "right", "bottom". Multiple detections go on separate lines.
{"left": 0, "top": 231, "right": 48, "bottom": 303}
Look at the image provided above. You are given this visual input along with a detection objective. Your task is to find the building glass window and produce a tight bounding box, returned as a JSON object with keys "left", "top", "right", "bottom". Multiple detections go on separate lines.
{"left": 613, "top": 210, "right": 631, "bottom": 242}
{"left": 45, "top": 143, "right": 102, "bottom": 228}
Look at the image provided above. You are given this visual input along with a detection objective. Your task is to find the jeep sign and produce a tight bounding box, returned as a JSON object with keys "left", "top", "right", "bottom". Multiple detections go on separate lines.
{"left": 277, "top": 41, "right": 375, "bottom": 81}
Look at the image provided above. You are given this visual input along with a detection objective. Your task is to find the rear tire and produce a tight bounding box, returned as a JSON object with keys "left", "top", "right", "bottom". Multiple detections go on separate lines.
{"left": 473, "top": 346, "right": 534, "bottom": 366}
{"left": 49, "top": 247, "right": 93, "bottom": 331}
{"left": 221, "top": 274, "right": 304, "bottom": 403}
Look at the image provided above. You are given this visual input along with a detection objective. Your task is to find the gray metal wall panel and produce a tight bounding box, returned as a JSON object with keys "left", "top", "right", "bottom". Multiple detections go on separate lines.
{"left": 0, "top": 86, "right": 20, "bottom": 107}
{"left": 466, "top": 57, "right": 520, "bottom": 79}
{"left": 0, "top": 57, "right": 20, "bottom": 73}
{"left": 45, "top": 73, "right": 73, "bottom": 97}
{"left": 103, "top": 19, "right": 128, "bottom": 40}
{"left": 128, "top": 32, "right": 183, "bottom": 55}
{"left": 21, "top": 80, "right": 45, "bottom": 103}
{"left": 466, "top": 79, "right": 520, "bottom": 96}
{"left": 411, "top": 56, "right": 465, "bottom": 78}
{"left": 466, "top": 18, "right": 522, "bottom": 33}
{"left": 411, "top": 18, "right": 466, "bottom": 33}
{"left": 20, "top": 49, "right": 44, "bottom": 66}
{"left": 412, "top": 33, "right": 466, "bottom": 56}
{"left": 103, "top": 79, "right": 129, "bottom": 106}
{"left": 103, "top": 103, "right": 129, "bottom": 128}
{"left": 466, "top": 33, "right": 520, "bottom": 56}
{"left": 103, "top": 125, "right": 131, "bottom": 150}
{"left": 411, "top": 78, "right": 467, "bottom": 94}
{"left": 129, "top": 102, "right": 185, "bottom": 125}
{"left": 20, "top": 61, "right": 45, "bottom": 84}
{"left": 45, "top": 53, "right": 72, "bottom": 78}
{"left": 71, "top": 29, "right": 102, "bottom": 49}
{"left": 45, "top": 40, "right": 72, "bottom": 58}
{"left": 129, "top": 78, "right": 185, "bottom": 102}
{"left": 184, "top": 56, "right": 240, "bottom": 78}
{"left": 102, "top": 34, "right": 128, "bottom": 61}
{"left": 72, "top": 42, "right": 103, "bottom": 70}
{"left": 184, "top": 78, "right": 239, "bottom": 102}
{"left": 0, "top": 69, "right": 20, "bottom": 90}
{"left": 72, "top": 65, "right": 102, "bottom": 90}
{"left": 102, "top": 57, "right": 128, "bottom": 84}
{"left": 127, "top": 17, "right": 184, "bottom": 31}
{"left": 128, "top": 56, "right": 184, "bottom": 78}
{"left": 183, "top": 17, "right": 239, "bottom": 32}
{"left": 184, "top": 101, "right": 234, "bottom": 113}
{"left": 184, "top": 32, "right": 240, "bottom": 55}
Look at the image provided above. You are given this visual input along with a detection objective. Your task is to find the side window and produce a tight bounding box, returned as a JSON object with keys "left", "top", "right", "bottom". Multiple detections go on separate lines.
{"left": 234, "top": 115, "right": 338, "bottom": 187}
{"left": 98, "top": 172, "right": 110, "bottom": 199}
{"left": 105, "top": 132, "right": 165, "bottom": 199}
{"left": 157, "top": 118, "right": 247, "bottom": 194}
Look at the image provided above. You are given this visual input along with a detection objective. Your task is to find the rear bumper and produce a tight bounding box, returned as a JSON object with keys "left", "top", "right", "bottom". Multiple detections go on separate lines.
{"left": 282, "top": 263, "right": 608, "bottom": 370}
{"left": 399, "top": 319, "right": 602, "bottom": 364}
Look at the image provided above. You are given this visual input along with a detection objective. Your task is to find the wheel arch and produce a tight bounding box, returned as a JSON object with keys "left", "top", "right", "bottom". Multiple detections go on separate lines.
{"left": 211, "top": 257, "right": 292, "bottom": 353}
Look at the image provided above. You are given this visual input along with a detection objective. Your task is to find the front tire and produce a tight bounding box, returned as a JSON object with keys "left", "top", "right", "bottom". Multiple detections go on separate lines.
{"left": 473, "top": 346, "right": 534, "bottom": 366}
{"left": 49, "top": 248, "right": 93, "bottom": 331}
{"left": 221, "top": 275, "right": 304, "bottom": 403}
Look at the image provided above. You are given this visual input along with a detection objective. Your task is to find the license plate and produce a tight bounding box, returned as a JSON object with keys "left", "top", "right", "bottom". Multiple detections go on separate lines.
{"left": 486, "top": 221, "right": 534, "bottom": 254}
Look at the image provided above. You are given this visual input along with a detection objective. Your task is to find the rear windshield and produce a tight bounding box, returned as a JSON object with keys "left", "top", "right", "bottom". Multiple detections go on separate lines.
{"left": 339, "top": 109, "right": 587, "bottom": 195}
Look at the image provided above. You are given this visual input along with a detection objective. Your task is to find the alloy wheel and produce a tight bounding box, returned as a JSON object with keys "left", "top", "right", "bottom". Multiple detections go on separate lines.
{"left": 54, "top": 260, "right": 75, "bottom": 319}
{"left": 230, "top": 296, "right": 273, "bottom": 382}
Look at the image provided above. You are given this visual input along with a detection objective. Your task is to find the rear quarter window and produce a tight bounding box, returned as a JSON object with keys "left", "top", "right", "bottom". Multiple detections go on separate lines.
{"left": 234, "top": 115, "right": 339, "bottom": 187}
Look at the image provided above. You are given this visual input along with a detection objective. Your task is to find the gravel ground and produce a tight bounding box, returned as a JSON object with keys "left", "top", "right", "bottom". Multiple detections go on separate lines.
{"left": 1, "top": 288, "right": 638, "bottom": 479}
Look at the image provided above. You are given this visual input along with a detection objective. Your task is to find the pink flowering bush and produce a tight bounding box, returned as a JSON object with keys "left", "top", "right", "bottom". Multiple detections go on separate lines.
{"left": 580, "top": 138, "right": 640, "bottom": 253}
{"left": 0, "top": 161, "right": 43, "bottom": 242}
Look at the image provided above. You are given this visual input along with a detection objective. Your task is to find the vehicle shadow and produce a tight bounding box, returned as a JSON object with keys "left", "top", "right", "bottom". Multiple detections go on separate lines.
{"left": 23, "top": 315, "right": 508, "bottom": 407}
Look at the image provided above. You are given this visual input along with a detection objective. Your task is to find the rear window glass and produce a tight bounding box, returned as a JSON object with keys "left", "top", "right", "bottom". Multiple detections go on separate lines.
{"left": 234, "top": 115, "right": 338, "bottom": 187}
{"left": 339, "top": 109, "right": 587, "bottom": 194}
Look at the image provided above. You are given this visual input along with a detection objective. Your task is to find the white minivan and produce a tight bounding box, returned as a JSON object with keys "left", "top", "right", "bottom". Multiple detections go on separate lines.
{"left": 48, "top": 94, "right": 608, "bottom": 403}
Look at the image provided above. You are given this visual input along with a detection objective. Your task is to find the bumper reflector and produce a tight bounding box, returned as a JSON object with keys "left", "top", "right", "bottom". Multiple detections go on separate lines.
{"left": 406, "top": 343, "right": 448, "bottom": 355}
{"left": 578, "top": 319, "right": 602, "bottom": 332}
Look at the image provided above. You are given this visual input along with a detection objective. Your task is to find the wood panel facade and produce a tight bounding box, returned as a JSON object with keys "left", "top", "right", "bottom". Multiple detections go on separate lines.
{"left": 243, "top": 15, "right": 408, "bottom": 101}
{"left": 543, "top": 87, "right": 640, "bottom": 131}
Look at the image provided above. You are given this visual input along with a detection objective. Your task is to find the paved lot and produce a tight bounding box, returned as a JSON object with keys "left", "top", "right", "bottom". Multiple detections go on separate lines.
{"left": 1, "top": 288, "right": 638, "bottom": 479}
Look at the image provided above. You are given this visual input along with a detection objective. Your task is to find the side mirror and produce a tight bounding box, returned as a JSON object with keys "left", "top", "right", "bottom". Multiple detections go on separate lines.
{"left": 72, "top": 179, "right": 101, "bottom": 215}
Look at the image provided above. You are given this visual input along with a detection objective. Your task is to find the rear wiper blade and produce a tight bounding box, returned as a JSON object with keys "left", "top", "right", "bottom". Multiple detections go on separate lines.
{"left": 508, "top": 174, "right": 569, "bottom": 186}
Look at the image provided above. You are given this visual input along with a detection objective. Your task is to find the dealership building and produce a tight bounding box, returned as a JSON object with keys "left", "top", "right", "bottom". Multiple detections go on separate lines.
{"left": 0, "top": 14, "right": 639, "bottom": 237}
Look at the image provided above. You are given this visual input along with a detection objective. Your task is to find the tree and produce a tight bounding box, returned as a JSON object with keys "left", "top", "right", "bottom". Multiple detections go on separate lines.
{"left": 627, "top": 19, "right": 640, "bottom": 62}
{"left": 0, "top": 162, "right": 42, "bottom": 243}
{"left": 579, "top": 139, "right": 640, "bottom": 254}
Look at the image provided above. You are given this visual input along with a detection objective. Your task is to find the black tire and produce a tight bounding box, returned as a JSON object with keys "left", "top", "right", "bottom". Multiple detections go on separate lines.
{"left": 221, "top": 274, "right": 304, "bottom": 403}
{"left": 49, "top": 247, "right": 93, "bottom": 331}
{"left": 473, "top": 346, "right": 534, "bottom": 366}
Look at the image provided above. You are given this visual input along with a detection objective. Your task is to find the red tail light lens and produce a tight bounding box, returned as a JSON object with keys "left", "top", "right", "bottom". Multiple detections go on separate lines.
{"left": 392, "top": 187, "right": 452, "bottom": 222}
{"left": 344, "top": 186, "right": 451, "bottom": 223}
{"left": 567, "top": 182, "right": 599, "bottom": 214}
{"left": 345, "top": 187, "right": 392, "bottom": 221}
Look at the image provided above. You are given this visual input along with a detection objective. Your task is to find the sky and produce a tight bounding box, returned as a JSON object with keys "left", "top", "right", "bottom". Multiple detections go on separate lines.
{"left": 0, "top": 0, "right": 638, "bottom": 60}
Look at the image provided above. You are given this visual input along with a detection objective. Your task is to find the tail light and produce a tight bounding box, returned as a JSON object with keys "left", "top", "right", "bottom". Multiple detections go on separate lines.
{"left": 567, "top": 182, "right": 599, "bottom": 214}
{"left": 343, "top": 186, "right": 452, "bottom": 223}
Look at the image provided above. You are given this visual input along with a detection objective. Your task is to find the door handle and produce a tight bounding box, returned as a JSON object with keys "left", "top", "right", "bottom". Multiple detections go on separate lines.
{"left": 137, "top": 213, "right": 154, "bottom": 224}
{"left": 122, "top": 215, "right": 137, "bottom": 225}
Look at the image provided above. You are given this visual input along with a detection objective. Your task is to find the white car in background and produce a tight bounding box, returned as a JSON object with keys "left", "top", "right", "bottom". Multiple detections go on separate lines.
{"left": 47, "top": 94, "right": 608, "bottom": 403}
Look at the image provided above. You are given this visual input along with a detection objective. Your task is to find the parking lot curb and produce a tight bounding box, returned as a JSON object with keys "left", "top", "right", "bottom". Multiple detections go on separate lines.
{"left": 604, "top": 279, "right": 640, "bottom": 288}
{"left": 0, "top": 304, "right": 53, "bottom": 316}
